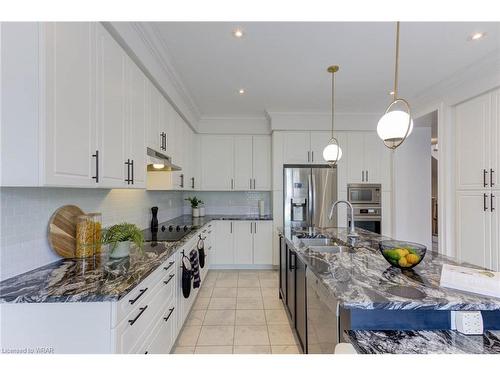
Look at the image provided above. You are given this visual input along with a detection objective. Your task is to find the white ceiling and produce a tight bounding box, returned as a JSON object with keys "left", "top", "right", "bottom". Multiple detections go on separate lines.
{"left": 151, "top": 22, "right": 500, "bottom": 117}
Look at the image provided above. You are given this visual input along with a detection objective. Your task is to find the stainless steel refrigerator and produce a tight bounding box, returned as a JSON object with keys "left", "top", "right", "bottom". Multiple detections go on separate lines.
{"left": 283, "top": 165, "right": 337, "bottom": 228}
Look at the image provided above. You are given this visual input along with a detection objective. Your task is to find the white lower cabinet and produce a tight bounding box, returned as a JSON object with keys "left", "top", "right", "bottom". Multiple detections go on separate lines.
{"left": 213, "top": 220, "right": 273, "bottom": 267}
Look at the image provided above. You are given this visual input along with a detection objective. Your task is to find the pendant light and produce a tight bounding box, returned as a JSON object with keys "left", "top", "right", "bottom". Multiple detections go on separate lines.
{"left": 377, "top": 22, "right": 413, "bottom": 149}
{"left": 322, "top": 65, "right": 343, "bottom": 165}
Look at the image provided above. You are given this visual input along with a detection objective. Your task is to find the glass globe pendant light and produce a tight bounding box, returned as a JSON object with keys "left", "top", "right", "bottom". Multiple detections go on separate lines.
{"left": 322, "top": 65, "right": 343, "bottom": 165}
{"left": 377, "top": 22, "right": 413, "bottom": 149}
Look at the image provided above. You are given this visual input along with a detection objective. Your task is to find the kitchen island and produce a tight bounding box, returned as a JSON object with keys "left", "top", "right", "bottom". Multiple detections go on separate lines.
{"left": 278, "top": 226, "right": 500, "bottom": 353}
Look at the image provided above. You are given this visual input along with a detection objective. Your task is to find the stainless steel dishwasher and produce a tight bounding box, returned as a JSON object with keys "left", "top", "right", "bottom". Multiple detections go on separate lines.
{"left": 306, "top": 268, "right": 341, "bottom": 353}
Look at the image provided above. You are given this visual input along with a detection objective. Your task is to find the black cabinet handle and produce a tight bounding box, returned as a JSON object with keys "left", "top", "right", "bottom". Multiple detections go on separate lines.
{"left": 163, "top": 274, "right": 175, "bottom": 286}
{"left": 164, "top": 307, "right": 175, "bottom": 322}
{"left": 484, "top": 193, "right": 489, "bottom": 212}
{"left": 491, "top": 169, "right": 495, "bottom": 187}
{"left": 125, "top": 159, "right": 131, "bottom": 184}
{"left": 492, "top": 194, "right": 495, "bottom": 211}
{"left": 484, "top": 169, "right": 489, "bottom": 187}
{"left": 163, "top": 261, "right": 175, "bottom": 271}
{"left": 131, "top": 159, "right": 134, "bottom": 185}
{"left": 191, "top": 177, "right": 195, "bottom": 189}
{"left": 289, "top": 250, "right": 296, "bottom": 270}
{"left": 129, "top": 288, "right": 148, "bottom": 305}
{"left": 180, "top": 174, "right": 184, "bottom": 188}
{"left": 128, "top": 305, "right": 148, "bottom": 325}
{"left": 92, "top": 150, "right": 99, "bottom": 183}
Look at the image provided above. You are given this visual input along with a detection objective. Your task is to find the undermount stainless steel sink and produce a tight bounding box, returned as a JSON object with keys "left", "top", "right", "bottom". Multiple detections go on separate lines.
{"left": 299, "top": 238, "right": 336, "bottom": 247}
{"left": 307, "top": 245, "right": 351, "bottom": 254}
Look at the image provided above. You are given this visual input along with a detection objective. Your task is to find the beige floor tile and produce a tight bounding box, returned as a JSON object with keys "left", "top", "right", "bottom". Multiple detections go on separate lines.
{"left": 271, "top": 345, "right": 300, "bottom": 354}
{"left": 268, "top": 325, "right": 296, "bottom": 346}
{"left": 237, "top": 287, "right": 261, "bottom": 298}
{"left": 233, "top": 345, "right": 271, "bottom": 354}
{"left": 208, "top": 297, "right": 237, "bottom": 309}
{"left": 260, "top": 279, "right": 279, "bottom": 288}
{"left": 197, "top": 326, "right": 234, "bottom": 346}
{"left": 198, "top": 286, "right": 214, "bottom": 298}
{"left": 192, "top": 297, "right": 210, "bottom": 310}
{"left": 263, "top": 296, "right": 284, "bottom": 309}
{"left": 235, "top": 309, "right": 266, "bottom": 325}
{"left": 215, "top": 278, "right": 238, "bottom": 287}
{"left": 238, "top": 271, "right": 260, "bottom": 279}
{"left": 217, "top": 271, "right": 239, "bottom": 279}
{"left": 234, "top": 325, "right": 270, "bottom": 346}
{"left": 172, "top": 346, "right": 195, "bottom": 354}
{"left": 237, "top": 297, "right": 264, "bottom": 310}
{"left": 212, "top": 287, "right": 238, "bottom": 298}
{"left": 261, "top": 287, "right": 279, "bottom": 297}
{"left": 237, "top": 278, "right": 261, "bottom": 288}
{"left": 258, "top": 270, "right": 279, "bottom": 279}
{"left": 176, "top": 325, "right": 202, "bottom": 347}
{"left": 203, "top": 309, "right": 236, "bottom": 325}
{"left": 194, "top": 346, "right": 233, "bottom": 354}
{"left": 265, "top": 309, "right": 289, "bottom": 325}
{"left": 185, "top": 309, "right": 206, "bottom": 326}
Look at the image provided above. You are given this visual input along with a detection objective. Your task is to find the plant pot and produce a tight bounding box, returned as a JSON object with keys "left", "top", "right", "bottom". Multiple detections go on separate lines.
{"left": 110, "top": 241, "right": 131, "bottom": 259}
{"left": 192, "top": 208, "right": 200, "bottom": 217}
{"left": 199, "top": 206, "right": 205, "bottom": 217}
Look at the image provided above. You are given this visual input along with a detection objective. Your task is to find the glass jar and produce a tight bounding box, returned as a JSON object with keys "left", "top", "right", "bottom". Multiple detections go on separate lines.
{"left": 76, "top": 214, "right": 95, "bottom": 258}
{"left": 88, "top": 212, "right": 102, "bottom": 255}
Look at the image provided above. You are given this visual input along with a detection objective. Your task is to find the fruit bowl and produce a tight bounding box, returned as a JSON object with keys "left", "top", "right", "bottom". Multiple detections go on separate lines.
{"left": 379, "top": 240, "right": 426, "bottom": 269}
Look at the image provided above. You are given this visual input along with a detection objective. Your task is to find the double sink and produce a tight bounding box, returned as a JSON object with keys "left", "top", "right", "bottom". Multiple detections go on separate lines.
{"left": 299, "top": 238, "right": 351, "bottom": 254}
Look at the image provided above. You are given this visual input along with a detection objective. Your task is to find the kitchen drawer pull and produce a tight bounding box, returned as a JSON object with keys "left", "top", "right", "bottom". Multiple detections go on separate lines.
{"left": 492, "top": 194, "right": 496, "bottom": 211}
{"left": 484, "top": 169, "right": 489, "bottom": 187}
{"left": 163, "top": 261, "right": 175, "bottom": 271}
{"left": 484, "top": 193, "right": 489, "bottom": 212}
{"left": 129, "top": 288, "right": 148, "bottom": 305}
{"left": 92, "top": 150, "right": 99, "bottom": 183}
{"left": 164, "top": 274, "right": 175, "bottom": 285}
{"left": 491, "top": 169, "right": 495, "bottom": 187}
{"left": 128, "top": 305, "right": 148, "bottom": 326}
{"left": 164, "top": 307, "right": 175, "bottom": 322}
{"left": 131, "top": 159, "right": 134, "bottom": 185}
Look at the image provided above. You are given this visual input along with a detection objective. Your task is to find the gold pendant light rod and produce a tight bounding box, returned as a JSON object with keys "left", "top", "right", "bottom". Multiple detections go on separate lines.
{"left": 393, "top": 21, "right": 400, "bottom": 100}
{"left": 327, "top": 65, "right": 339, "bottom": 137}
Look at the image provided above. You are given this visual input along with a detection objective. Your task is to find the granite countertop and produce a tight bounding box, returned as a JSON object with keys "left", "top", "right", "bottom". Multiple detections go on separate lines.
{"left": 0, "top": 214, "right": 272, "bottom": 304}
{"left": 280, "top": 226, "right": 500, "bottom": 311}
{"left": 344, "top": 330, "right": 500, "bottom": 354}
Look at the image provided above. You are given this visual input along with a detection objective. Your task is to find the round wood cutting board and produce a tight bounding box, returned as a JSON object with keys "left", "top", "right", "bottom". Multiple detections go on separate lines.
{"left": 48, "top": 205, "right": 85, "bottom": 258}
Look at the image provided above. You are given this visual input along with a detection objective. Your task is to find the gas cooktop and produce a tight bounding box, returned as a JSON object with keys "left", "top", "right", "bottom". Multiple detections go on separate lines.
{"left": 144, "top": 224, "right": 193, "bottom": 242}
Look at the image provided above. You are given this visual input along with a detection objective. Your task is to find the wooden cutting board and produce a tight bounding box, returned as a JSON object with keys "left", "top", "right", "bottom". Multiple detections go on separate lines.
{"left": 48, "top": 205, "right": 85, "bottom": 258}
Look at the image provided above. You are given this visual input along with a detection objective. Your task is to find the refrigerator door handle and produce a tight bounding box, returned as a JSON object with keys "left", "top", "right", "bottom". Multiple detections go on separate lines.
{"left": 308, "top": 173, "right": 314, "bottom": 226}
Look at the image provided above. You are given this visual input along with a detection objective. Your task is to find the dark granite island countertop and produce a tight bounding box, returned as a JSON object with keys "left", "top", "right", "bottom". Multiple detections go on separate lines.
{"left": 344, "top": 330, "right": 500, "bottom": 354}
{"left": 280, "top": 226, "right": 500, "bottom": 311}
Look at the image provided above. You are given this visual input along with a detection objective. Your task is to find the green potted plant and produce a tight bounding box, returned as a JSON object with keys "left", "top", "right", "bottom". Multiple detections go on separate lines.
{"left": 185, "top": 196, "right": 204, "bottom": 217}
{"left": 102, "top": 223, "right": 144, "bottom": 259}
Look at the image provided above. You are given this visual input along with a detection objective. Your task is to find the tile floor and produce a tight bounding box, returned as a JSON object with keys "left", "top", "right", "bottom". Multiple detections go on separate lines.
{"left": 172, "top": 270, "right": 301, "bottom": 354}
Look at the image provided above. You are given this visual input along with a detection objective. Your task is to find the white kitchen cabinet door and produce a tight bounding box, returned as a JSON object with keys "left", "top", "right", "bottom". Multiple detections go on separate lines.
{"left": 253, "top": 221, "right": 273, "bottom": 264}
{"left": 147, "top": 84, "right": 161, "bottom": 151}
{"left": 233, "top": 221, "right": 253, "bottom": 265}
{"left": 192, "top": 134, "right": 201, "bottom": 190}
{"left": 253, "top": 135, "right": 272, "bottom": 190}
{"left": 456, "top": 191, "right": 492, "bottom": 269}
{"left": 491, "top": 89, "right": 500, "bottom": 189}
{"left": 43, "top": 23, "right": 98, "bottom": 187}
{"left": 309, "top": 131, "right": 331, "bottom": 164}
{"left": 283, "top": 132, "right": 310, "bottom": 164}
{"left": 126, "top": 60, "right": 146, "bottom": 188}
{"left": 363, "top": 132, "right": 382, "bottom": 184}
{"left": 214, "top": 221, "right": 234, "bottom": 265}
{"left": 201, "top": 135, "right": 234, "bottom": 190}
{"left": 272, "top": 132, "right": 285, "bottom": 191}
{"left": 334, "top": 131, "right": 348, "bottom": 192}
{"left": 347, "top": 132, "right": 365, "bottom": 183}
{"left": 455, "top": 93, "right": 491, "bottom": 190}
{"left": 234, "top": 136, "right": 253, "bottom": 190}
{"left": 97, "top": 25, "right": 127, "bottom": 188}
{"left": 170, "top": 112, "right": 185, "bottom": 190}
{"left": 492, "top": 199, "right": 499, "bottom": 271}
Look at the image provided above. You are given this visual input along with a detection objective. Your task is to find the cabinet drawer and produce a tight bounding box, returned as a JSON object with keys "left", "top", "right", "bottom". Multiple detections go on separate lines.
{"left": 144, "top": 302, "right": 177, "bottom": 354}
{"left": 115, "top": 253, "right": 176, "bottom": 326}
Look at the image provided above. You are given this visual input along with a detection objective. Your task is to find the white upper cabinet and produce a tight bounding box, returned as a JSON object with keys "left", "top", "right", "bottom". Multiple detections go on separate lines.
{"left": 201, "top": 135, "right": 234, "bottom": 190}
{"left": 309, "top": 131, "right": 331, "bottom": 164}
{"left": 147, "top": 84, "right": 162, "bottom": 152}
{"left": 43, "top": 23, "right": 98, "bottom": 187}
{"left": 492, "top": 89, "right": 500, "bottom": 189}
{"left": 96, "top": 25, "right": 127, "bottom": 188}
{"left": 347, "top": 132, "right": 365, "bottom": 184}
{"left": 455, "top": 92, "right": 491, "bottom": 190}
{"left": 252, "top": 136, "right": 272, "bottom": 190}
{"left": 200, "top": 135, "right": 271, "bottom": 191}
{"left": 234, "top": 136, "right": 254, "bottom": 190}
{"left": 283, "top": 131, "right": 310, "bottom": 164}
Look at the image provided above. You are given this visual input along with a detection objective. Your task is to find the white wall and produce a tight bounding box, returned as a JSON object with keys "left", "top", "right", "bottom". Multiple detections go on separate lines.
{"left": 0, "top": 188, "right": 184, "bottom": 280}
{"left": 392, "top": 127, "right": 432, "bottom": 249}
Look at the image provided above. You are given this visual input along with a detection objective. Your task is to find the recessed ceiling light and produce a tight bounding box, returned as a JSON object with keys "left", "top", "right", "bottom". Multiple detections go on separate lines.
{"left": 238, "top": 89, "right": 245, "bottom": 95}
{"left": 233, "top": 29, "right": 244, "bottom": 38}
{"left": 469, "top": 32, "right": 486, "bottom": 41}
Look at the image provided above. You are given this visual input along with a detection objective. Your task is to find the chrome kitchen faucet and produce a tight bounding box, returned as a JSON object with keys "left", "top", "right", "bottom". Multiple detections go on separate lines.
{"left": 328, "top": 200, "right": 359, "bottom": 239}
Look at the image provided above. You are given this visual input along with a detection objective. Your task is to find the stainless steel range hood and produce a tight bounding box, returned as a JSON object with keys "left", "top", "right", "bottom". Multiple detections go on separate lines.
{"left": 146, "top": 147, "right": 181, "bottom": 172}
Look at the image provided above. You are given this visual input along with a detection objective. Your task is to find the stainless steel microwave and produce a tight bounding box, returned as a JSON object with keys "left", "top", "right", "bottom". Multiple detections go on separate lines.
{"left": 347, "top": 183, "right": 381, "bottom": 205}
